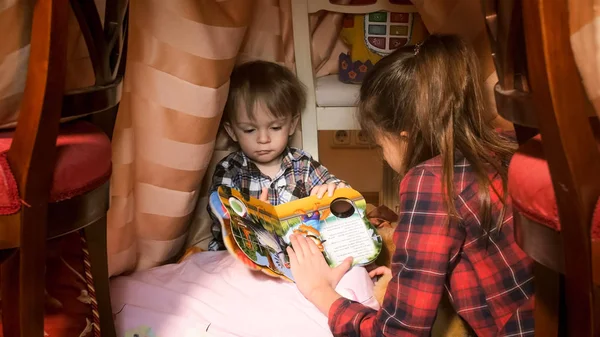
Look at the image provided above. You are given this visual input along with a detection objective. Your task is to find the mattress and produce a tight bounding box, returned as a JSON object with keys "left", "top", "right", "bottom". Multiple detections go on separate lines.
{"left": 316, "top": 75, "right": 361, "bottom": 107}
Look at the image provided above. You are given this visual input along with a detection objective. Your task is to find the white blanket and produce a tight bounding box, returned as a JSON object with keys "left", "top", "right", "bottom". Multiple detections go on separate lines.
{"left": 111, "top": 251, "right": 379, "bottom": 337}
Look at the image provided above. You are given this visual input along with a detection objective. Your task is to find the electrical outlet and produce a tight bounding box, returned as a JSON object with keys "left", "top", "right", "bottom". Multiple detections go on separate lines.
{"left": 332, "top": 130, "right": 351, "bottom": 146}
{"left": 353, "top": 130, "right": 371, "bottom": 146}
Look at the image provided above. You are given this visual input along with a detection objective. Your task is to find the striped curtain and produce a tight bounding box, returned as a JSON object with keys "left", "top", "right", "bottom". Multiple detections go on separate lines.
{"left": 569, "top": 0, "right": 600, "bottom": 118}
{"left": 106, "top": 0, "right": 253, "bottom": 275}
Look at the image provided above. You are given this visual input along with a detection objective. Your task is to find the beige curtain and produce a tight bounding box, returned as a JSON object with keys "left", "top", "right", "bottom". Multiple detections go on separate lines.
{"left": 106, "top": 0, "right": 253, "bottom": 275}
{"left": 569, "top": 0, "right": 600, "bottom": 118}
{"left": 236, "top": 0, "right": 348, "bottom": 74}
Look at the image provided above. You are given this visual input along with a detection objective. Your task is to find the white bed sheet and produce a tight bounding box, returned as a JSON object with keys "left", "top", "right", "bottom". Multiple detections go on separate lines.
{"left": 111, "top": 251, "right": 379, "bottom": 337}
{"left": 315, "top": 75, "right": 361, "bottom": 107}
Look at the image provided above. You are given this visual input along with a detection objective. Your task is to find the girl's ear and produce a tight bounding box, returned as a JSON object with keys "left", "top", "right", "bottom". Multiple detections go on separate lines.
{"left": 289, "top": 116, "right": 300, "bottom": 136}
{"left": 400, "top": 131, "right": 409, "bottom": 139}
{"left": 223, "top": 122, "right": 238, "bottom": 142}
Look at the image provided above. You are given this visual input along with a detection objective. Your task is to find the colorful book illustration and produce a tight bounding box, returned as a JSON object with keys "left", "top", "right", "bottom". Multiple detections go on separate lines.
{"left": 209, "top": 186, "right": 382, "bottom": 282}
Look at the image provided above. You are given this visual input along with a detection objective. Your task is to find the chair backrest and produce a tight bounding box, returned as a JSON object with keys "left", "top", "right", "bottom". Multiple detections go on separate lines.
{"left": 7, "top": 0, "right": 69, "bottom": 207}
{"left": 522, "top": 1, "right": 600, "bottom": 334}
{"left": 484, "top": 0, "right": 600, "bottom": 335}
{"left": 63, "top": 0, "right": 128, "bottom": 134}
{"left": 8, "top": 0, "right": 128, "bottom": 205}
{"left": 481, "top": 0, "right": 534, "bottom": 131}
{"left": 483, "top": 0, "right": 599, "bottom": 142}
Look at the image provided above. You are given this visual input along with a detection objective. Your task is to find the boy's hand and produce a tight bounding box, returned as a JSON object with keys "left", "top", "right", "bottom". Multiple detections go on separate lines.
{"left": 310, "top": 183, "right": 346, "bottom": 199}
{"left": 259, "top": 187, "right": 270, "bottom": 204}
{"left": 310, "top": 182, "right": 347, "bottom": 199}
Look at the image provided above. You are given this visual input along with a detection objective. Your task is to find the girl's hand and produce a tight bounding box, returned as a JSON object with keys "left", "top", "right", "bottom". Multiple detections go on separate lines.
{"left": 310, "top": 182, "right": 347, "bottom": 199}
{"left": 287, "top": 234, "right": 352, "bottom": 314}
{"left": 368, "top": 266, "right": 392, "bottom": 278}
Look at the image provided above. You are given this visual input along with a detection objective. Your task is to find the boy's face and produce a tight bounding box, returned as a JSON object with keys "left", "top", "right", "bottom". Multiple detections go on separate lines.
{"left": 224, "top": 103, "right": 298, "bottom": 166}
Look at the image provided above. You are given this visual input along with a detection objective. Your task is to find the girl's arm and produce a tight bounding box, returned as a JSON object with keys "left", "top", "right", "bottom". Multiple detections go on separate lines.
{"left": 327, "top": 168, "right": 463, "bottom": 337}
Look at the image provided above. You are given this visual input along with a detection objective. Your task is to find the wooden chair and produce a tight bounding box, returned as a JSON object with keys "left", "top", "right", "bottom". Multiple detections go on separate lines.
{"left": 0, "top": 0, "right": 128, "bottom": 336}
{"left": 482, "top": 0, "right": 600, "bottom": 335}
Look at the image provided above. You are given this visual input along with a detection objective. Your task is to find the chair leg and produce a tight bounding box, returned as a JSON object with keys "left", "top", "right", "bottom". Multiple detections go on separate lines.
{"left": 594, "top": 285, "right": 600, "bottom": 335}
{"left": 1, "top": 251, "right": 20, "bottom": 337}
{"left": 83, "top": 216, "right": 116, "bottom": 337}
{"left": 534, "top": 262, "right": 560, "bottom": 337}
{"left": 19, "top": 209, "right": 48, "bottom": 337}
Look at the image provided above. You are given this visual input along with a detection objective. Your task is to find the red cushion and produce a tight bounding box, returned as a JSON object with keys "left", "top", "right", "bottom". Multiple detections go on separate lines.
{"left": 0, "top": 121, "right": 112, "bottom": 215}
{"left": 508, "top": 134, "right": 600, "bottom": 238}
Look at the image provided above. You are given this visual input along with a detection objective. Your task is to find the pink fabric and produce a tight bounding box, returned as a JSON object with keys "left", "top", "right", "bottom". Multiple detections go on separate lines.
{"left": 592, "top": 198, "right": 600, "bottom": 239}
{"left": 508, "top": 134, "right": 600, "bottom": 237}
{"left": 0, "top": 153, "right": 20, "bottom": 214}
{"left": 110, "top": 251, "right": 379, "bottom": 337}
{"left": 0, "top": 120, "right": 112, "bottom": 214}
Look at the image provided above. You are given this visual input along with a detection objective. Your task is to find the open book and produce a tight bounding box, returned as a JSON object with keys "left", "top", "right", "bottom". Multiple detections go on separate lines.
{"left": 209, "top": 186, "right": 382, "bottom": 282}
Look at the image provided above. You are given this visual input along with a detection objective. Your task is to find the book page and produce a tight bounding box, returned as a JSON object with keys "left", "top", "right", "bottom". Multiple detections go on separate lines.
{"left": 217, "top": 186, "right": 294, "bottom": 281}
{"left": 319, "top": 214, "right": 378, "bottom": 266}
{"left": 275, "top": 188, "right": 382, "bottom": 269}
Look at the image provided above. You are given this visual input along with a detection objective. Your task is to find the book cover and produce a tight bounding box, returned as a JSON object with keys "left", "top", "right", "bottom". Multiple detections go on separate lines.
{"left": 209, "top": 186, "right": 382, "bottom": 282}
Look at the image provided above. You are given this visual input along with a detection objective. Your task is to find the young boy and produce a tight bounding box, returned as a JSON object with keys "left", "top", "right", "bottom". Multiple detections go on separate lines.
{"left": 208, "top": 60, "right": 346, "bottom": 251}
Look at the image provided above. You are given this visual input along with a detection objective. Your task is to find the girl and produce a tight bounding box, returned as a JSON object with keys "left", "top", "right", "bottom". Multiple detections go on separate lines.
{"left": 287, "top": 34, "right": 535, "bottom": 336}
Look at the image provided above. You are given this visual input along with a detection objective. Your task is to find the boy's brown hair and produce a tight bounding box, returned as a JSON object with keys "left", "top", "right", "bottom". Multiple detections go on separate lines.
{"left": 223, "top": 61, "right": 306, "bottom": 123}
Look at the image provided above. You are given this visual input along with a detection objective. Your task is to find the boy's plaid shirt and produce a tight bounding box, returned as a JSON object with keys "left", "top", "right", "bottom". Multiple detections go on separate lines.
{"left": 328, "top": 153, "right": 535, "bottom": 337}
{"left": 207, "top": 147, "right": 342, "bottom": 250}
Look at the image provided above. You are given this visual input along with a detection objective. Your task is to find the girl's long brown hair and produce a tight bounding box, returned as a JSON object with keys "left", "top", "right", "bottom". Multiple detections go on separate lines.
{"left": 359, "top": 34, "right": 516, "bottom": 232}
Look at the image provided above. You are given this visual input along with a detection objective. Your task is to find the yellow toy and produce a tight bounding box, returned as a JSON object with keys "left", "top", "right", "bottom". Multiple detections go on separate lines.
{"left": 338, "top": 1, "right": 429, "bottom": 83}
